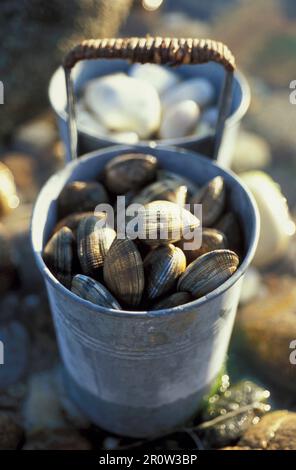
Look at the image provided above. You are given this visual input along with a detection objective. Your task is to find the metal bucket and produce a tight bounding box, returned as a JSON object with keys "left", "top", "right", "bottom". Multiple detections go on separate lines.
{"left": 49, "top": 58, "right": 250, "bottom": 167}
{"left": 31, "top": 145, "right": 259, "bottom": 437}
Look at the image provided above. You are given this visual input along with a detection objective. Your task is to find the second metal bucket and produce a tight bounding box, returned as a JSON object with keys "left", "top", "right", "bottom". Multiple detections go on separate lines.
{"left": 49, "top": 41, "right": 250, "bottom": 167}
{"left": 31, "top": 145, "right": 259, "bottom": 437}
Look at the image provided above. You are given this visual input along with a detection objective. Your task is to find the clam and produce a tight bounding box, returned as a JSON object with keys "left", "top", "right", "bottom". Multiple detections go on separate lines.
{"left": 215, "top": 212, "right": 243, "bottom": 254}
{"left": 77, "top": 215, "right": 116, "bottom": 277}
{"left": 104, "top": 153, "right": 157, "bottom": 194}
{"left": 139, "top": 200, "right": 200, "bottom": 246}
{"left": 132, "top": 179, "right": 188, "bottom": 207}
{"left": 152, "top": 292, "right": 193, "bottom": 310}
{"left": 177, "top": 228, "right": 227, "bottom": 263}
{"left": 43, "top": 227, "right": 74, "bottom": 288}
{"left": 58, "top": 181, "right": 109, "bottom": 219}
{"left": 71, "top": 274, "right": 121, "bottom": 310}
{"left": 157, "top": 170, "right": 198, "bottom": 198}
{"left": 103, "top": 238, "right": 144, "bottom": 307}
{"left": 178, "top": 249, "right": 239, "bottom": 299}
{"left": 144, "top": 245, "right": 186, "bottom": 301}
{"left": 190, "top": 176, "right": 226, "bottom": 226}
{"left": 53, "top": 211, "right": 106, "bottom": 237}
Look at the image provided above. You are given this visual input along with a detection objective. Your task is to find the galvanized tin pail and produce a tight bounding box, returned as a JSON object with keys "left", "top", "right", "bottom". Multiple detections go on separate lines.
{"left": 50, "top": 37, "right": 250, "bottom": 167}
{"left": 31, "top": 144, "right": 259, "bottom": 437}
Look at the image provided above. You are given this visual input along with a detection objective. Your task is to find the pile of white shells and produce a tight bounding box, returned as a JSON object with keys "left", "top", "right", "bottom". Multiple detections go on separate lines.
{"left": 77, "top": 64, "right": 216, "bottom": 143}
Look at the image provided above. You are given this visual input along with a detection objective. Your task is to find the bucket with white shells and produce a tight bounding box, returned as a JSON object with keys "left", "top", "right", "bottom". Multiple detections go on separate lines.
{"left": 49, "top": 52, "right": 250, "bottom": 167}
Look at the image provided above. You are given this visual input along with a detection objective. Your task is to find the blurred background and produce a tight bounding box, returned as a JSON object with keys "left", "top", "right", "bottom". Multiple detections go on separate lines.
{"left": 0, "top": 0, "right": 296, "bottom": 451}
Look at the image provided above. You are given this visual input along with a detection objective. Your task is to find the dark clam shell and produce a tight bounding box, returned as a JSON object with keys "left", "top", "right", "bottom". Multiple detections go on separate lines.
{"left": 190, "top": 176, "right": 226, "bottom": 226}
{"left": 144, "top": 244, "right": 186, "bottom": 301}
{"left": 132, "top": 179, "right": 187, "bottom": 207}
{"left": 152, "top": 292, "right": 193, "bottom": 310}
{"left": 58, "top": 180, "right": 109, "bottom": 218}
{"left": 77, "top": 215, "right": 116, "bottom": 277}
{"left": 43, "top": 226, "right": 75, "bottom": 288}
{"left": 71, "top": 274, "right": 121, "bottom": 310}
{"left": 104, "top": 153, "right": 157, "bottom": 194}
{"left": 176, "top": 228, "right": 227, "bottom": 263}
{"left": 103, "top": 238, "right": 145, "bottom": 307}
{"left": 178, "top": 249, "right": 239, "bottom": 299}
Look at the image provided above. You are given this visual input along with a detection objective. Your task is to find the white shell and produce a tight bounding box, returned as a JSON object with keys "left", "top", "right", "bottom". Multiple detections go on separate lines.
{"left": 83, "top": 73, "right": 161, "bottom": 139}
{"left": 240, "top": 171, "right": 295, "bottom": 267}
{"left": 201, "top": 107, "right": 218, "bottom": 128}
{"left": 129, "top": 63, "right": 179, "bottom": 95}
{"left": 161, "top": 77, "right": 215, "bottom": 110}
{"left": 107, "top": 131, "right": 139, "bottom": 144}
{"left": 76, "top": 101, "right": 107, "bottom": 136}
{"left": 159, "top": 100, "right": 200, "bottom": 140}
{"left": 194, "top": 121, "right": 213, "bottom": 139}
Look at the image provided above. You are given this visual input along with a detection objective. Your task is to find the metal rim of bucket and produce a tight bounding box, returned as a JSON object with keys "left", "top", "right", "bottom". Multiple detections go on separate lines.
{"left": 48, "top": 65, "right": 250, "bottom": 148}
{"left": 31, "top": 144, "right": 259, "bottom": 319}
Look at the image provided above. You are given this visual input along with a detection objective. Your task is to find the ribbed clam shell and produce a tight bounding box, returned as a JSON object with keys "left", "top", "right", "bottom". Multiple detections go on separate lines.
{"left": 53, "top": 211, "right": 107, "bottom": 237}
{"left": 132, "top": 179, "right": 187, "bottom": 206}
{"left": 103, "top": 238, "right": 144, "bottom": 307}
{"left": 157, "top": 170, "right": 198, "bottom": 198}
{"left": 71, "top": 274, "right": 121, "bottom": 310}
{"left": 144, "top": 244, "right": 186, "bottom": 300}
{"left": 177, "top": 228, "right": 227, "bottom": 263}
{"left": 178, "top": 249, "right": 239, "bottom": 299}
{"left": 43, "top": 226, "right": 74, "bottom": 288}
{"left": 104, "top": 153, "right": 157, "bottom": 194}
{"left": 215, "top": 212, "right": 243, "bottom": 254}
{"left": 190, "top": 176, "right": 226, "bottom": 226}
{"left": 140, "top": 200, "right": 200, "bottom": 246}
{"left": 152, "top": 292, "right": 193, "bottom": 310}
{"left": 58, "top": 180, "right": 109, "bottom": 218}
{"left": 77, "top": 215, "right": 116, "bottom": 277}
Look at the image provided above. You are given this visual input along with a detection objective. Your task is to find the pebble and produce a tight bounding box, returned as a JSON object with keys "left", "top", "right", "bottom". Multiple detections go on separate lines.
{"left": 240, "top": 171, "right": 295, "bottom": 267}
{"left": 0, "top": 322, "right": 29, "bottom": 388}
{"left": 231, "top": 131, "right": 271, "bottom": 174}
{"left": 224, "top": 411, "right": 296, "bottom": 450}
{"left": 129, "top": 63, "right": 179, "bottom": 95}
{"left": 237, "top": 276, "right": 296, "bottom": 392}
{"left": 161, "top": 77, "right": 215, "bottom": 110}
{"left": 83, "top": 73, "right": 161, "bottom": 139}
{"left": 0, "top": 412, "right": 23, "bottom": 450}
{"left": 22, "top": 429, "right": 91, "bottom": 450}
{"left": 76, "top": 101, "right": 107, "bottom": 137}
{"left": 159, "top": 100, "right": 200, "bottom": 140}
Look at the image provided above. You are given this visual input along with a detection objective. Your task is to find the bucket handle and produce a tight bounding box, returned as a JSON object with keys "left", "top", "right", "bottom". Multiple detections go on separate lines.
{"left": 63, "top": 37, "right": 236, "bottom": 162}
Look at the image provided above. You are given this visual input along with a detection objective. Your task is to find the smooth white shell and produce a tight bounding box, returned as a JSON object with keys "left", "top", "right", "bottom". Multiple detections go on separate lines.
{"left": 76, "top": 101, "right": 107, "bottom": 136}
{"left": 161, "top": 77, "right": 215, "bottom": 109}
{"left": 129, "top": 63, "right": 179, "bottom": 95}
{"left": 83, "top": 73, "right": 161, "bottom": 139}
{"left": 240, "top": 171, "right": 295, "bottom": 267}
{"left": 159, "top": 100, "right": 200, "bottom": 139}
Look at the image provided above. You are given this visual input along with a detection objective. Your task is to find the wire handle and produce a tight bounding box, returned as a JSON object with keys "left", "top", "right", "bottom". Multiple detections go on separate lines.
{"left": 63, "top": 37, "right": 236, "bottom": 161}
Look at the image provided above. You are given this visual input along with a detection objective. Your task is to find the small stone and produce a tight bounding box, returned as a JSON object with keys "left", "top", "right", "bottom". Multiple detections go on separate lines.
{"left": 237, "top": 276, "right": 296, "bottom": 392}
{"left": 22, "top": 429, "right": 91, "bottom": 450}
{"left": 231, "top": 131, "right": 271, "bottom": 173}
{"left": 233, "top": 411, "right": 296, "bottom": 450}
{"left": 0, "top": 322, "right": 29, "bottom": 388}
{"left": 83, "top": 73, "right": 161, "bottom": 139}
{"left": 239, "top": 267, "right": 265, "bottom": 305}
{"left": 76, "top": 101, "right": 107, "bottom": 137}
{"left": 1, "top": 152, "right": 38, "bottom": 202}
{"left": 240, "top": 171, "right": 295, "bottom": 267}
{"left": 0, "top": 412, "right": 23, "bottom": 450}
{"left": 159, "top": 100, "right": 200, "bottom": 140}
{"left": 161, "top": 77, "right": 215, "bottom": 109}
{"left": 129, "top": 63, "right": 179, "bottom": 95}
{"left": 22, "top": 369, "right": 67, "bottom": 433}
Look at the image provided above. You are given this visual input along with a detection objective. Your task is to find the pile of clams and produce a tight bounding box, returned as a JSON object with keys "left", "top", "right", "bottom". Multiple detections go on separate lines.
{"left": 43, "top": 153, "right": 243, "bottom": 311}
